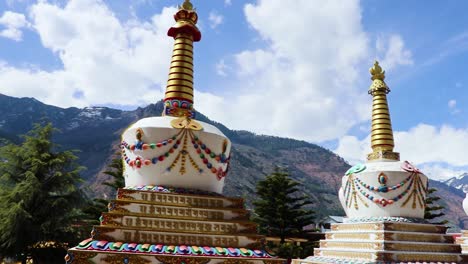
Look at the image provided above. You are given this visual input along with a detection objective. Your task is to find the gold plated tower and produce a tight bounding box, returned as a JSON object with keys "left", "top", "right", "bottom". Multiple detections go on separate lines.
{"left": 163, "top": 0, "right": 201, "bottom": 118}
{"left": 367, "top": 61, "right": 400, "bottom": 161}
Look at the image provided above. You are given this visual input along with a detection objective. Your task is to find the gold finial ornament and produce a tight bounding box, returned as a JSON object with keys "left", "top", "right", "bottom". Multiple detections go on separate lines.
{"left": 367, "top": 61, "right": 400, "bottom": 161}
{"left": 162, "top": 0, "right": 203, "bottom": 130}
{"left": 180, "top": 0, "right": 194, "bottom": 10}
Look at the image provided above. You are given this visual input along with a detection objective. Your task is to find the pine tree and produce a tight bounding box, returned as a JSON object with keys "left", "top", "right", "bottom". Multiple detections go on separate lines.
{"left": 0, "top": 123, "right": 85, "bottom": 262}
{"left": 424, "top": 188, "right": 448, "bottom": 225}
{"left": 82, "top": 152, "right": 125, "bottom": 224}
{"left": 253, "top": 167, "right": 315, "bottom": 243}
{"left": 102, "top": 152, "right": 125, "bottom": 196}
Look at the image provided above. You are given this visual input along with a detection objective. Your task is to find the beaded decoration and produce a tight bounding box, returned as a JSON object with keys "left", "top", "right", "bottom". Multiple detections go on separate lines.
{"left": 121, "top": 128, "right": 230, "bottom": 180}
{"left": 344, "top": 161, "right": 427, "bottom": 209}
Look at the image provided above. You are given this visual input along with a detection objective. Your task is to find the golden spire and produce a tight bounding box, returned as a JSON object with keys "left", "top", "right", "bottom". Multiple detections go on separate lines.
{"left": 367, "top": 61, "right": 400, "bottom": 161}
{"left": 163, "top": 0, "right": 201, "bottom": 118}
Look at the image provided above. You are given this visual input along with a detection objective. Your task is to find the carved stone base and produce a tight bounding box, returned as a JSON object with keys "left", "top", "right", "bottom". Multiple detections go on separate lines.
{"left": 455, "top": 229, "right": 468, "bottom": 254}
{"left": 66, "top": 187, "right": 284, "bottom": 264}
{"left": 293, "top": 221, "right": 467, "bottom": 263}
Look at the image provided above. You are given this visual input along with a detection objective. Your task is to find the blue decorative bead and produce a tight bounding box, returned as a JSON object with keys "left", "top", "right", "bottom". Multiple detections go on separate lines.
{"left": 124, "top": 258, "right": 129, "bottom": 264}
{"left": 207, "top": 163, "right": 212, "bottom": 169}
{"left": 173, "top": 144, "right": 178, "bottom": 149}
{"left": 201, "top": 144, "right": 206, "bottom": 149}
{"left": 135, "top": 141, "right": 143, "bottom": 150}
{"left": 194, "top": 144, "right": 199, "bottom": 148}
{"left": 152, "top": 158, "right": 158, "bottom": 164}
{"left": 163, "top": 141, "right": 167, "bottom": 145}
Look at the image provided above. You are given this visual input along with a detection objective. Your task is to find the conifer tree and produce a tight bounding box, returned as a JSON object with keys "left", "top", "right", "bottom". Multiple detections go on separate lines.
{"left": 82, "top": 151, "right": 125, "bottom": 224}
{"left": 253, "top": 167, "right": 315, "bottom": 243}
{"left": 0, "top": 123, "right": 85, "bottom": 262}
{"left": 424, "top": 188, "right": 448, "bottom": 225}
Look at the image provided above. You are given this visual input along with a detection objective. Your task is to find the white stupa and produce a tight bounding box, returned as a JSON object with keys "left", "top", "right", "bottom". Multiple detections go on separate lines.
{"left": 294, "top": 61, "right": 467, "bottom": 263}
{"left": 65, "top": 1, "right": 283, "bottom": 263}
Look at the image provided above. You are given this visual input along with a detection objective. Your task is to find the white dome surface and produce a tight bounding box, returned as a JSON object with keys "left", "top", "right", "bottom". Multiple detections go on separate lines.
{"left": 339, "top": 160, "right": 428, "bottom": 219}
{"left": 121, "top": 116, "right": 231, "bottom": 194}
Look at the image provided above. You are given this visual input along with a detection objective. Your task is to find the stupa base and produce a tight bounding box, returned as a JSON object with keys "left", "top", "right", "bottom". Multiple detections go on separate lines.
{"left": 455, "top": 230, "right": 468, "bottom": 254}
{"left": 66, "top": 186, "right": 284, "bottom": 264}
{"left": 293, "top": 220, "right": 467, "bottom": 264}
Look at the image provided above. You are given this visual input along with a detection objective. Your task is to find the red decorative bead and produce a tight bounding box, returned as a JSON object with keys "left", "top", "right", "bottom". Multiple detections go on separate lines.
{"left": 205, "top": 148, "right": 211, "bottom": 154}
{"left": 196, "top": 149, "right": 202, "bottom": 154}
{"left": 129, "top": 160, "right": 134, "bottom": 167}
{"left": 158, "top": 156, "right": 164, "bottom": 161}
{"left": 130, "top": 145, "right": 136, "bottom": 150}
{"left": 203, "top": 158, "right": 208, "bottom": 164}
{"left": 215, "top": 156, "right": 221, "bottom": 161}
{"left": 168, "top": 139, "right": 173, "bottom": 143}
{"left": 211, "top": 167, "right": 217, "bottom": 173}
{"left": 144, "top": 160, "right": 151, "bottom": 165}
{"left": 169, "top": 149, "right": 174, "bottom": 153}
{"left": 156, "top": 143, "right": 162, "bottom": 148}
{"left": 142, "top": 144, "right": 149, "bottom": 150}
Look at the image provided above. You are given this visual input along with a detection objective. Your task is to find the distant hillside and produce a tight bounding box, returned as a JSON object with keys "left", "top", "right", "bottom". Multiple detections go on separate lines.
{"left": 0, "top": 94, "right": 465, "bottom": 224}
{"left": 445, "top": 173, "right": 468, "bottom": 192}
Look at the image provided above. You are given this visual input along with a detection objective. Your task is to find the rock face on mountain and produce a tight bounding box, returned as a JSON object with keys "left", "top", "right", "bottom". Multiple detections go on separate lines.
{"left": 0, "top": 93, "right": 465, "bottom": 224}
{"left": 445, "top": 173, "right": 468, "bottom": 192}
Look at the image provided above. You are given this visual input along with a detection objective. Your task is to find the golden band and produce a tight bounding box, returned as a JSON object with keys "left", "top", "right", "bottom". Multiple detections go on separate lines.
{"left": 372, "top": 109, "right": 391, "bottom": 115}
{"left": 168, "top": 73, "right": 193, "bottom": 82}
{"left": 172, "top": 49, "right": 193, "bottom": 57}
{"left": 171, "top": 61, "right": 193, "bottom": 69}
{"left": 169, "top": 67, "right": 193, "bottom": 76}
{"left": 372, "top": 114, "right": 391, "bottom": 120}
{"left": 371, "top": 124, "right": 393, "bottom": 131}
{"left": 174, "top": 37, "right": 193, "bottom": 45}
{"left": 167, "top": 79, "right": 193, "bottom": 87}
{"left": 174, "top": 43, "right": 193, "bottom": 50}
{"left": 165, "top": 86, "right": 194, "bottom": 95}
{"left": 371, "top": 139, "right": 395, "bottom": 146}
{"left": 164, "top": 91, "right": 193, "bottom": 101}
{"left": 172, "top": 55, "right": 193, "bottom": 62}
{"left": 371, "top": 134, "right": 394, "bottom": 141}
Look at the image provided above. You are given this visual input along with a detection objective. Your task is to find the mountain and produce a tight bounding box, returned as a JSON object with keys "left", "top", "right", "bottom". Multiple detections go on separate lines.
{"left": 445, "top": 173, "right": 468, "bottom": 192}
{"left": 0, "top": 94, "right": 466, "bottom": 226}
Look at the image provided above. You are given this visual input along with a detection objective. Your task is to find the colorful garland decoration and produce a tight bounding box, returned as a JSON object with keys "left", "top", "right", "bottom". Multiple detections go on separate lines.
{"left": 120, "top": 127, "right": 230, "bottom": 180}
{"left": 71, "top": 239, "right": 273, "bottom": 259}
{"left": 344, "top": 161, "right": 427, "bottom": 209}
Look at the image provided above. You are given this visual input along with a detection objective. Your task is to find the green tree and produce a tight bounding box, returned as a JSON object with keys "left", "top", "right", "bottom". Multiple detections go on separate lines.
{"left": 82, "top": 152, "right": 125, "bottom": 224}
{"left": 253, "top": 167, "right": 315, "bottom": 243}
{"left": 424, "top": 188, "right": 448, "bottom": 225}
{"left": 0, "top": 123, "right": 85, "bottom": 263}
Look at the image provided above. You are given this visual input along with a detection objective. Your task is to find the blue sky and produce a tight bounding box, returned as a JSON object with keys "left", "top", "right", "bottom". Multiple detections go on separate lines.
{"left": 0, "top": 0, "right": 467, "bottom": 180}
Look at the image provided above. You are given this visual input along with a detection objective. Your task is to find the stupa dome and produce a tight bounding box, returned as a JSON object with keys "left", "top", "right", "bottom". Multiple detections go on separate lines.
{"left": 338, "top": 61, "right": 428, "bottom": 219}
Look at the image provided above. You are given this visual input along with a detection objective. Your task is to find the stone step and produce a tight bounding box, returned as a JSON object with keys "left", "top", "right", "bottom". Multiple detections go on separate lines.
{"left": 117, "top": 188, "right": 244, "bottom": 209}
{"left": 319, "top": 239, "right": 461, "bottom": 253}
{"left": 100, "top": 212, "right": 257, "bottom": 234}
{"left": 331, "top": 221, "right": 447, "bottom": 234}
{"left": 313, "top": 248, "right": 467, "bottom": 263}
{"left": 92, "top": 225, "right": 264, "bottom": 248}
{"left": 325, "top": 230, "right": 454, "bottom": 243}
{"left": 107, "top": 200, "right": 250, "bottom": 221}
{"left": 66, "top": 239, "right": 283, "bottom": 264}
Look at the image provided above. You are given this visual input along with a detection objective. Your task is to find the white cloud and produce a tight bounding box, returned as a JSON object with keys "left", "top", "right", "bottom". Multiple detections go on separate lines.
{"left": 208, "top": 10, "right": 223, "bottom": 29}
{"left": 0, "top": 0, "right": 414, "bottom": 144}
{"left": 198, "top": 0, "right": 372, "bottom": 142}
{"left": 335, "top": 124, "right": 468, "bottom": 180}
{"left": 448, "top": 99, "right": 457, "bottom": 108}
{"left": 224, "top": 0, "right": 232, "bottom": 6}
{"left": 448, "top": 99, "right": 460, "bottom": 114}
{"left": 0, "top": 0, "right": 177, "bottom": 107}
{"left": 376, "top": 34, "right": 413, "bottom": 70}
{"left": 215, "top": 59, "right": 229, "bottom": 76}
{"left": 0, "top": 11, "right": 30, "bottom": 41}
